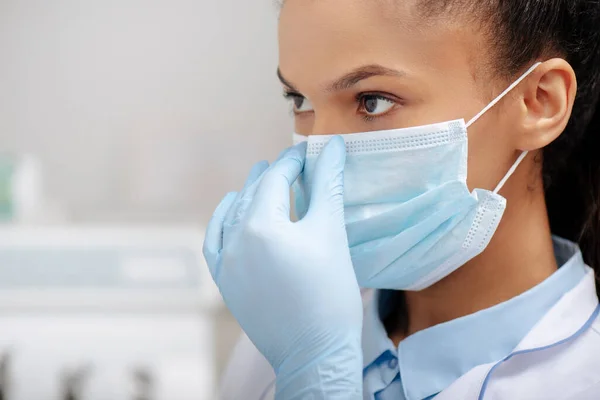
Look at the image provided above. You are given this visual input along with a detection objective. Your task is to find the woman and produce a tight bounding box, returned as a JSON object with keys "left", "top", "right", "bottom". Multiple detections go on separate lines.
{"left": 205, "top": 0, "right": 600, "bottom": 399}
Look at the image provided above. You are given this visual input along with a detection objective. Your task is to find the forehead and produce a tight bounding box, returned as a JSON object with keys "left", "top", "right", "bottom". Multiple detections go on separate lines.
{"left": 278, "top": 0, "right": 486, "bottom": 89}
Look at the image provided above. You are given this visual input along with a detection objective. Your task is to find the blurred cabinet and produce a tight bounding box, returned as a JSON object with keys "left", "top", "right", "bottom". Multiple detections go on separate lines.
{"left": 0, "top": 226, "right": 219, "bottom": 400}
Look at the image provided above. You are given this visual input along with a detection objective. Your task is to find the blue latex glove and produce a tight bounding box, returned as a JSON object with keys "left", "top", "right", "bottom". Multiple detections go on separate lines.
{"left": 203, "top": 137, "right": 363, "bottom": 399}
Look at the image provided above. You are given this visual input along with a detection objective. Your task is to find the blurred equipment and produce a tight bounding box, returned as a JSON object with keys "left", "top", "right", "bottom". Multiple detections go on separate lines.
{"left": 0, "top": 226, "right": 219, "bottom": 400}
{"left": 0, "top": 155, "right": 15, "bottom": 222}
{"left": 61, "top": 364, "right": 93, "bottom": 400}
{"left": 0, "top": 154, "right": 64, "bottom": 225}
{"left": 131, "top": 367, "right": 153, "bottom": 400}
{"left": 10, "top": 154, "right": 44, "bottom": 224}
{"left": 0, "top": 350, "right": 11, "bottom": 400}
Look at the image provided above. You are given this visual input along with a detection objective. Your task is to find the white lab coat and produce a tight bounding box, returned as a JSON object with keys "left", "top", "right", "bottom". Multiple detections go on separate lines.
{"left": 220, "top": 268, "right": 600, "bottom": 400}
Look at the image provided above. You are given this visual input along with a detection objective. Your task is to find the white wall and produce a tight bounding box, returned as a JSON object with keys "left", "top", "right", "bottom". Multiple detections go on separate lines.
{"left": 0, "top": 0, "right": 292, "bottom": 223}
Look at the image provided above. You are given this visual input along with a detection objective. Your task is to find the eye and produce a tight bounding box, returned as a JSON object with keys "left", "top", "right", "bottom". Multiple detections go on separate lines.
{"left": 284, "top": 93, "right": 314, "bottom": 114}
{"left": 359, "top": 94, "right": 396, "bottom": 116}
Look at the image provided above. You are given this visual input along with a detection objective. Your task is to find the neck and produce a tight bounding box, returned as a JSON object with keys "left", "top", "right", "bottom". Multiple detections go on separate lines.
{"left": 391, "top": 163, "right": 558, "bottom": 343}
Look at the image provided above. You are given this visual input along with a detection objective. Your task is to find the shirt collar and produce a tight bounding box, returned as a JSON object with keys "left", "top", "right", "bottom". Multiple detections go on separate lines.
{"left": 362, "top": 288, "right": 395, "bottom": 368}
{"left": 361, "top": 236, "right": 587, "bottom": 400}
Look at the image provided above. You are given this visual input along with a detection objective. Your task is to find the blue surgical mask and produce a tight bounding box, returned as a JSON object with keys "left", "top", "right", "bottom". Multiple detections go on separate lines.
{"left": 292, "top": 63, "right": 540, "bottom": 291}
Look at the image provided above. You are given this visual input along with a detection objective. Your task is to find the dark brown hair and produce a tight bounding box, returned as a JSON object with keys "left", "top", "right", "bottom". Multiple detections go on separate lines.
{"left": 382, "top": 0, "right": 600, "bottom": 334}
{"left": 420, "top": 0, "right": 600, "bottom": 286}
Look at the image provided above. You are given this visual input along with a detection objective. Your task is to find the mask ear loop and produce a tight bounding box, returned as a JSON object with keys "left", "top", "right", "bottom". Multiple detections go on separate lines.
{"left": 465, "top": 62, "right": 542, "bottom": 195}
{"left": 492, "top": 151, "right": 529, "bottom": 194}
{"left": 466, "top": 62, "right": 542, "bottom": 129}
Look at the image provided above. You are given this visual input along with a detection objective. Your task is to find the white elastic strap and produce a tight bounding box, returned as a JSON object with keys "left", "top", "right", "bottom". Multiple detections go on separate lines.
{"left": 493, "top": 151, "right": 529, "bottom": 194}
{"left": 466, "top": 62, "right": 542, "bottom": 128}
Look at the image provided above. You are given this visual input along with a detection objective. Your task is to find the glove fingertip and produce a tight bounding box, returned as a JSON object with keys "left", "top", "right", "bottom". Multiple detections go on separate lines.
{"left": 322, "top": 135, "right": 347, "bottom": 169}
{"left": 275, "top": 146, "right": 293, "bottom": 163}
{"left": 329, "top": 134, "right": 345, "bottom": 147}
{"left": 256, "top": 160, "right": 270, "bottom": 170}
{"left": 293, "top": 141, "right": 307, "bottom": 154}
{"left": 286, "top": 143, "right": 307, "bottom": 164}
{"left": 205, "top": 191, "right": 238, "bottom": 252}
{"left": 243, "top": 161, "right": 270, "bottom": 191}
{"left": 217, "top": 191, "right": 239, "bottom": 216}
{"left": 203, "top": 191, "right": 238, "bottom": 277}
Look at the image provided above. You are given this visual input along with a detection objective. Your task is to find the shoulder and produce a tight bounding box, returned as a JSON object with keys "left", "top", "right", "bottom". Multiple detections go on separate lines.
{"left": 592, "top": 310, "right": 600, "bottom": 333}
{"left": 566, "top": 321, "right": 600, "bottom": 400}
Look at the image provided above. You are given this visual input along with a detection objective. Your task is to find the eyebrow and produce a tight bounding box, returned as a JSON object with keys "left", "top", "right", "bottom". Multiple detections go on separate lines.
{"left": 277, "top": 68, "right": 299, "bottom": 92}
{"left": 277, "top": 64, "right": 406, "bottom": 93}
{"left": 326, "top": 65, "right": 406, "bottom": 92}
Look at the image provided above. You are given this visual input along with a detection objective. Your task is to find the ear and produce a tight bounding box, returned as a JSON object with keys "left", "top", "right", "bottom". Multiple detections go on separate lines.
{"left": 515, "top": 58, "right": 577, "bottom": 151}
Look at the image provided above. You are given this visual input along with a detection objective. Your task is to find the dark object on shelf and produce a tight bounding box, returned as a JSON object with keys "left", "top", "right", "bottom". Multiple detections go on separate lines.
{"left": 0, "top": 350, "right": 11, "bottom": 400}
{"left": 132, "top": 367, "right": 154, "bottom": 400}
{"left": 61, "top": 364, "right": 93, "bottom": 400}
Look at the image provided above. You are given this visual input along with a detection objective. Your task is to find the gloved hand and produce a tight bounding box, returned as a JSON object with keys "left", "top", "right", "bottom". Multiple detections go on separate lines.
{"left": 203, "top": 137, "right": 363, "bottom": 399}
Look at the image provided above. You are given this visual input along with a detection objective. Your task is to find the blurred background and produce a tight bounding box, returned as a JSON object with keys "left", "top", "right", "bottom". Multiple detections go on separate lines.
{"left": 0, "top": 0, "right": 291, "bottom": 398}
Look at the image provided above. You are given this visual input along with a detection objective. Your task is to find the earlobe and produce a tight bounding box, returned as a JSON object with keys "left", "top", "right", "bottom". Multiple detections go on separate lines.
{"left": 517, "top": 58, "right": 577, "bottom": 151}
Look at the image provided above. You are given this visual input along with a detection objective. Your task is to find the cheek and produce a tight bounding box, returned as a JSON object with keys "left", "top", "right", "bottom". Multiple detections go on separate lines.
{"left": 294, "top": 113, "right": 314, "bottom": 135}
{"left": 292, "top": 102, "right": 376, "bottom": 136}
{"left": 465, "top": 117, "right": 518, "bottom": 191}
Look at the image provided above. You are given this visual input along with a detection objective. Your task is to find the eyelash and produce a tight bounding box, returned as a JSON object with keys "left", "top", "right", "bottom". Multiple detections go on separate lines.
{"left": 283, "top": 91, "right": 300, "bottom": 99}
{"left": 283, "top": 91, "right": 399, "bottom": 122}
{"left": 356, "top": 93, "right": 398, "bottom": 122}
{"left": 282, "top": 92, "right": 304, "bottom": 117}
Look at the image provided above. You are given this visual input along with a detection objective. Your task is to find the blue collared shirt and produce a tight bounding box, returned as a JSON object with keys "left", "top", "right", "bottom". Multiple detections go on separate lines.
{"left": 362, "top": 237, "right": 587, "bottom": 400}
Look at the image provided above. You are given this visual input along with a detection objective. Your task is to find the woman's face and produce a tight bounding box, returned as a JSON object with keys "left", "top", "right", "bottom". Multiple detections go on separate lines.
{"left": 278, "top": 0, "right": 524, "bottom": 193}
